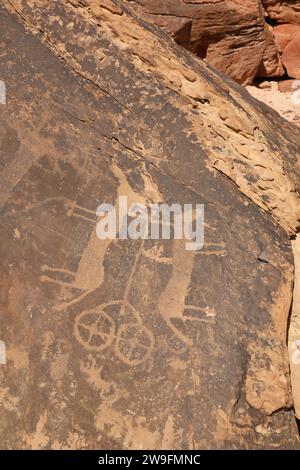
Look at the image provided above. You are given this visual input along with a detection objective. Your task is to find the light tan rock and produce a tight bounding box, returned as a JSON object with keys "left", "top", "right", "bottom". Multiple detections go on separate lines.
{"left": 289, "top": 235, "right": 300, "bottom": 419}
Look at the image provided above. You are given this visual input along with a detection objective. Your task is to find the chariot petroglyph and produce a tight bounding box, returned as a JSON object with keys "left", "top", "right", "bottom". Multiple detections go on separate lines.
{"left": 41, "top": 166, "right": 226, "bottom": 363}
{"left": 41, "top": 200, "right": 155, "bottom": 366}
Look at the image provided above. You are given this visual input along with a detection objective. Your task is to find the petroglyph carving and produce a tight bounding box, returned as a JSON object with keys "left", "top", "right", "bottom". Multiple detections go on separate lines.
{"left": 115, "top": 323, "right": 154, "bottom": 366}
{"left": 74, "top": 309, "right": 115, "bottom": 352}
{"left": 42, "top": 162, "right": 225, "bottom": 358}
{"left": 159, "top": 238, "right": 226, "bottom": 346}
{"left": 41, "top": 165, "right": 160, "bottom": 310}
{"left": 41, "top": 200, "right": 111, "bottom": 310}
{"left": 73, "top": 242, "right": 155, "bottom": 366}
{"left": 143, "top": 244, "right": 172, "bottom": 264}
{"left": 74, "top": 300, "right": 155, "bottom": 365}
{"left": 111, "top": 163, "right": 161, "bottom": 209}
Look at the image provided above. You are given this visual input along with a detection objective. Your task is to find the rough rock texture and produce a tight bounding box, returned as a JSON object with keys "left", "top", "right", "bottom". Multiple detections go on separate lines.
{"left": 126, "top": 1, "right": 300, "bottom": 83}
{"left": 126, "top": 0, "right": 267, "bottom": 85}
{"left": 190, "top": 1, "right": 267, "bottom": 84}
{"left": 275, "top": 23, "right": 300, "bottom": 50}
{"left": 289, "top": 235, "right": 300, "bottom": 419}
{"left": 0, "top": 0, "right": 300, "bottom": 449}
{"left": 274, "top": 24, "right": 300, "bottom": 78}
{"left": 262, "top": 0, "right": 300, "bottom": 25}
{"left": 257, "top": 24, "right": 285, "bottom": 78}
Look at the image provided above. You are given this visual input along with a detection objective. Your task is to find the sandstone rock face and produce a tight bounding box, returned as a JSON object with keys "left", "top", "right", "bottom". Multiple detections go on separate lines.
{"left": 257, "top": 23, "right": 285, "bottom": 77}
{"left": 0, "top": 0, "right": 300, "bottom": 449}
{"left": 289, "top": 235, "right": 300, "bottom": 419}
{"left": 126, "top": 1, "right": 300, "bottom": 83}
{"left": 274, "top": 24, "right": 300, "bottom": 78}
{"left": 127, "top": 0, "right": 267, "bottom": 85}
{"left": 245, "top": 1, "right": 300, "bottom": 80}
{"left": 281, "top": 32, "right": 300, "bottom": 78}
{"left": 262, "top": 0, "right": 300, "bottom": 25}
{"left": 274, "top": 23, "right": 300, "bottom": 50}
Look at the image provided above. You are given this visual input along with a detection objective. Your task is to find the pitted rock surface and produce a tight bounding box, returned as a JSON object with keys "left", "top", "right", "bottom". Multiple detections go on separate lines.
{"left": 0, "top": 0, "right": 300, "bottom": 449}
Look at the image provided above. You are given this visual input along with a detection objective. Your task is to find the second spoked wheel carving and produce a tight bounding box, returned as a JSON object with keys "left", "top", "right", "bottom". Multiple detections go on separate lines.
{"left": 115, "top": 322, "right": 154, "bottom": 366}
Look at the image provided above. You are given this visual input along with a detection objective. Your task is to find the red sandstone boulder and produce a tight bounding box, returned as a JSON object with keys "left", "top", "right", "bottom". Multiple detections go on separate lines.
{"left": 127, "top": 0, "right": 266, "bottom": 85}
{"left": 261, "top": 0, "right": 300, "bottom": 25}
{"left": 281, "top": 32, "right": 300, "bottom": 78}
{"left": 257, "top": 24, "right": 285, "bottom": 77}
{"left": 274, "top": 24, "right": 300, "bottom": 78}
{"left": 274, "top": 23, "right": 300, "bottom": 50}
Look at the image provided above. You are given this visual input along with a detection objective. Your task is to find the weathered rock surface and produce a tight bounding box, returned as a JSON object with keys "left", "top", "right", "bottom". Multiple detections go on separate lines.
{"left": 289, "top": 235, "right": 300, "bottom": 419}
{"left": 274, "top": 24, "right": 300, "bottom": 78}
{"left": 257, "top": 23, "right": 285, "bottom": 78}
{"left": 126, "top": 1, "right": 300, "bottom": 83}
{"left": 126, "top": 0, "right": 267, "bottom": 85}
{"left": 262, "top": 0, "right": 300, "bottom": 25}
{"left": 0, "top": 0, "right": 300, "bottom": 449}
{"left": 274, "top": 23, "right": 300, "bottom": 50}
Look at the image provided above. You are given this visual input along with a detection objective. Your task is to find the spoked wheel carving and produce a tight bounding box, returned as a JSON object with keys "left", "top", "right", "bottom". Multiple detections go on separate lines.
{"left": 74, "top": 309, "right": 115, "bottom": 352}
{"left": 115, "top": 322, "right": 154, "bottom": 366}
